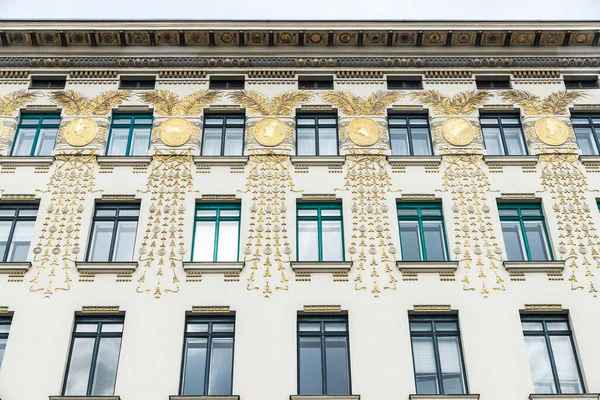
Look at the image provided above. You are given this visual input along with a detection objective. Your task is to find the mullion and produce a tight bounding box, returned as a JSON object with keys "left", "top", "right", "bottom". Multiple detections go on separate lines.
{"left": 1, "top": 212, "right": 18, "bottom": 262}
{"left": 541, "top": 322, "right": 563, "bottom": 394}
{"left": 29, "top": 117, "right": 43, "bottom": 156}
{"left": 204, "top": 324, "right": 213, "bottom": 395}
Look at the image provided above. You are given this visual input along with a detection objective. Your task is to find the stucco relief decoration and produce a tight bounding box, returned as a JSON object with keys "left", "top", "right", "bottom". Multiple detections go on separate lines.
{"left": 240, "top": 153, "right": 298, "bottom": 298}
{"left": 341, "top": 152, "right": 398, "bottom": 296}
{"left": 539, "top": 152, "right": 599, "bottom": 296}
{"left": 442, "top": 154, "right": 505, "bottom": 297}
{"left": 0, "top": 90, "right": 40, "bottom": 150}
{"left": 136, "top": 153, "right": 194, "bottom": 298}
{"left": 29, "top": 154, "right": 98, "bottom": 296}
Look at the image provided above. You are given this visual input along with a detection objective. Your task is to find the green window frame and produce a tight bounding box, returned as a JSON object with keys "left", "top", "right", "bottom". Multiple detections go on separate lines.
{"left": 397, "top": 202, "right": 449, "bottom": 261}
{"left": 106, "top": 113, "right": 153, "bottom": 156}
{"left": 10, "top": 113, "right": 60, "bottom": 156}
{"left": 498, "top": 203, "right": 553, "bottom": 261}
{"left": 296, "top": 202, "right": 345, "bottom": 262}
{"left": 192, "top": 203, "right": 241, "bottom": 262}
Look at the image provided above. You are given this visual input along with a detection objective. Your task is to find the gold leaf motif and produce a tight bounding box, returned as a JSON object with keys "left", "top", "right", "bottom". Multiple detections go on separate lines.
{"left": 410, "top": 90, "right": 492, "bottom": 115}
{"left": 49, "top": 90, "right": 130, "bottom": 116}
{"left": 138, "top": 90, "right": 222, "bottom": 116}
{"left": 321, "top": 90, "right": 403, "bottom": 115}
{"left": 270, "top": 91, "right": 313, "bottom": 115}
{"left": 228, "top": 90, "right": 312, "bottom": 116}
{"left": 0, "top": 89, "right": 40, "bottom": 115}
{"left": 499, "top": 90, "right": 587, "bottom": 115}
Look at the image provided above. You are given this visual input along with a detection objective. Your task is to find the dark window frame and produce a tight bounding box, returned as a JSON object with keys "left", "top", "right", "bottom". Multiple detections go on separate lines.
{"left": 118, "top": 76, "right": 156, "bottom": 90}
{"left": 105, "top": 113, "right": 153, "bottom": 156}
{"left": 498, "top": 203, "right": 553, "bottom": 261}
{"left": 397, "top": 202, "right": 449, "bottom": 261}
{"left": 30, "top": 76, "right": 67, "bottom": 89}
{"left": 298, "top": 76, "right": 334, "bottom": 91}
{"left": 10, "top": 113, "right": 61, "bottom": 156}
{"left": 191, "top": 202, "right": 241, "bottom": 262}
{"left": 86, "top": 203, "right": 140, "bottom": 262}
{"left": 0, "top": 203, "right": 38, "bottom": 262}
{"left": 572, "top": 113, "right": 600, "bottom": 155}
{"left": 387, "top": 77, "right": 423, "bottom": 90}
{"left": 0, "top": 316, "right": 12, "bottom": 367}
{"left": 387, "top": 113, "right": 433, "bottom": 156}
{"left": 296, "top": 202, "right": 345, "bottom": 262}
{"left": 564, "top": 77, "right": 599, "bottom": 90}
{"left": 201, "top": 114, "right": 246, "bottom": 157}
{"left": 295, "top": 113, "right": 339, "bottom": 156}
{"left": 209, "top": 77, "right": 245, "bottom": 90}
{"left": 480, "top": 113, "right": 528, "bottom": 156}
{"left": 475, "top": 76, "right": 512, "bottom": 90}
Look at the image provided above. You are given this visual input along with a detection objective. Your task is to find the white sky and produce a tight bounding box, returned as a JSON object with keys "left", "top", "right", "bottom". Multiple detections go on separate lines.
{"left": 0, "top": 0, "right": 598, "bottom": 20}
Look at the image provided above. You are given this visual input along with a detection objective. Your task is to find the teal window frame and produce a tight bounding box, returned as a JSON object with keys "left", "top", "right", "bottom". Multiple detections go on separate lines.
{"left": 498, "top": 203, "right": 553, "bottom": 261}
{"left": 10, "top": 113, "right": 60, "bottom": 156}
{"left": 296, "top": 202, "right": 345, "bottom": 262}
{"left": 105, "top": 113, "right": 153, "bottom": 156}
{"left": 191, "top": 203, "right": 241, "bottom": 262}
{"left": 397, "top": 202, "right": 449, "bottom": 261}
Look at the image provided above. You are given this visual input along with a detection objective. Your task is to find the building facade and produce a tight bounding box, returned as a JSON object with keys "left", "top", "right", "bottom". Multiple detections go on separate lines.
{"left": 0, "top": 20, "right": 599, "bottom": 400}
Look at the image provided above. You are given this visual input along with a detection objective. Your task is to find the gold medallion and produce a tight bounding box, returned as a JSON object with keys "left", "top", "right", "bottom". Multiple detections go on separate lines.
{"left": 535, "top": 117, "right": 568, "bottom": 146}
{"left": 160, "top": 118, "right": 192, "bottom": 147}
{"left": 65, "top": 118, "right": 98, "bottom": 147}
{"left": 254, "top": 117, "right": 285, "bottom": 147}
{"left": 442, "top": 118, "right": 474, "bottom": 146}
{"left": 348, "top": 117, "right": 380, "bottom": 147}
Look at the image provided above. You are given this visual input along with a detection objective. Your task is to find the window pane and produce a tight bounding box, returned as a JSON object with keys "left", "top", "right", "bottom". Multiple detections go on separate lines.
{"left": 34, "top": 128, "right": 58, "bottom": 156}
{"left": 20, "top": 118, "right": 39, "bottom": 126}
{"left": 88, "top": 221, "right": 115, "bottom": 262}
{"left": 482, "top": 127, "right": 505, "bottom": 155}
{"left": 297, "top": 128, "right": 316, "bottom": 156}
{"left": 0, "top": 338, "right": 6, "bottom": 367}
{"left": 219, "top": 210, "right": 240, "bottom": 217}
{"left": 524, "top": 221, "right": 550, "bottom": 260}
{"left": 298, "top": 209, "right": 318, "bottom": 217}
{"left": 390, "top": 128, "right": 410, "bottom": 155}
{"left": 112, "top": 221, "right": 137, "bottom": 262}
{"left": 546, "top": 322, "right": 568, "bottom": 331}
{"left": 498, "top": 209, "right": 518, "bottom": 217}
{"left": 318, "top": 128, "right": 338, "bottom": 155}
{"left": 298, "top": 221, "right": 319, "bottom": 261}
{"left": 216, "top": 220, "right": 239, "bottom": 261}
{"left": 297, "top": 118, "right": 314, "bottom": 126}
{"left": 435, "top": 322, "right": 458, "bottom": 331}
{"left": 212, "top": 323, "right": 235, "bottom": 333}
{"left": 411, "top": 128, "right": 431, "bottom": 156}
{"left": 575, "top": 128, "right": 598, "bottom": 155}
{"left": 118, "top": 209, "right": 139, "bottom": 218}
{"left": 549, "top": 336, "right": 583, "bottom": 394}
{"left": 130, "top": 128, "right": 150, "bottom": 156}
{"left": 321, "top": 220, "right": 343, "bottom": 261}
{"left": 202, "top": 128, "right": 223, "bottom": 156}
{"left": 0, "top": 221, "right": 10, "bottom": 260}
{"left": 480, "top": 118, "right": 497, "bottom": 125}
{"left": 96, "top": 209, "right": 116, "bottom": 218}
{"left": 522, "top": 322, "right": 544, "bottom": 331}
{"left": 193, "top": 221, "right": 216, "bottom": 262}
{"left": 412, "top": 336, "right": 439, "bottom": 394}
{"left": 182, "top": 338, "right": 208, "bottom": 395}
{"left": 223, "top": 128, "right": 243, "bottom": 156}
{"left": 18, "top": 209, "right": 38, "bottom": 217}
{"left": 524, "top": 336, "right": 557, "bottom": 394}
{"left": 398, "top": 208, "right": 418, "bottom": 216}
{"left": 197, "top": 209, "right": 217, "bottom": 218}
{"left": 91, "top": 337, "right": 121, "bottom": 396}
{"left": 107, "top": 128, "right": 130, "bottom": 156}
{"left": 400, "top": 222, "right": 421, "bottom": 261}
{"left": 321, "top": 209, "right": 341, "bottom": 217}
{"left": 0, "top": 209, "right": 15, "bottom": 217}
{"left": 12, "top": 128, "right": 36, "bottom": 156}
{"left": 438, "top": 336, "right": 466, "bottom": 394}
{"left": 7, "top": 220, "right": 34, "bottom": 262}
{"left": 422, "top": 221, "right": 446, "bottom": 261}
{"left": 64, "top": 337, "right": 95, "bottom": 395}
{"left": 325, "top": 336, "right": 350, "bottom": 395}
{"left": 187, "top": 323, "right": 209, "bottom": 333}
{"left": 299, "top": 337, "right": 323, "bottom": 395}
{"left": 318, "top": 118, "right": 337, "bottom": 125}
{"left": 299, "top": 322, "right": 321, "bottom": 332}
{"left": 421, "top": 209, "right": 441, "bottom": 217}
{"left": 410, "top": 322, "right": 432, "bottom": 332}
{"left": 325, "top": 322, "right": 347, "bottom": 332}
{"left": 504, "top": 128, "right": 527, "bottom": 156}
{"left": 208, "top": 337, "right": 234, "bottom": 395}
{"left": 226, "top": 118, "right": 245, "bottom": 125}
{"left": 501, "top": 221, "right": 526, "bottom": 261}
{"left": 205, "top": 118, "right": 223, "bottom": 125}
{"left": 76, "top": 324, "right": 98, "bottom": 333}
{"left": 410, "top": 119, "right": 428, "bottom": 126}
{"left": 101, "top": 324, "right": 124, "bottom": 333}
{"left": 521, "top": 209, "right": 542, "bottom": 217}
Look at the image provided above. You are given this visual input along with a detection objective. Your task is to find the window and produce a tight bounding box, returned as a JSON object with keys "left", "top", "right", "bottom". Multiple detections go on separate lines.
{"left": 475, "top": 76, "right": 511, "bottom": 90}
{"left": 564, "top": 76, "right": 599, "bottom": 90}
{"left": 209, "top": 77, "right": 245, "bottom": 90}
{"left": 297, "top": 316, "right": 351, "bottom": 395}
{"left": 409, "top": 315, "right": 467, "bottom": 395}
{"left": 201, "top": 115, "right": 245, "bottom": 156}
{"left": 387, "top": 77, "right": 423, "bottom": 90}
{"left": 0, "top": 317, "right": 11, "bottom": 367}
{"left": 499, "top": 203, "right": 552, "bottom": 261}
{"left": 296, "top": 114, "right": 339, "bottom": 156}
{"left": 192, "top": 203, "right": 240, "bottom": 262}
{"left": 106, "top": 114, "right": 152, "bottom": 156}
{"left": 180, "top": 317, "right": 235, "bottom": 396}
{"left": 397, "top": 202, "right": 448, "bottom": 261}
{"left": 0, "top": 204, "right": 37, "bottom": 262}
{"left": 297, "top": 203, "right": 344, "bottom": 262}
{"left": 63, "top": 317, "right": 124, "bottom": 396}
{"left": 11, "top": 114, "right": 60, "bottom": 156}
{"left": 480, "top": 113, "right": 527, "bottom": 156}
{"left": 87, "top": 204, "right": 139, "bottom": 262}
{"left": 118, "top": 76, "right": 156, "bottom": 90}
{"left": 388, "top": 114, "right": 432, "bottom": 156}
{"left": 299, "top": 76, "right": 334, "bottom": 90}
{"left": 571, "top": 114, "right": 600, "bottom": 155}
{"left": 30, "top": 76, "right": 66, "bottom": 89}
{"left": 521, "top": 314, "right": 585, "bottom": 394}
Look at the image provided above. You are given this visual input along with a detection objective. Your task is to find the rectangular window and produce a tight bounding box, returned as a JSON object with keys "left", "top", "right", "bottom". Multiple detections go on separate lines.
{"left": 0, "top": 204, "right": 38, "bottom": 262}
{"left": 480, "top": 113, "right": 527, "bottom": 156}
{"left": 180, "top": 317, "right": 235, "bottom": 396}
{"left": 297, "top": 316, "right": 351, "bottom": 395}
{"left": 118, "top": 76, "right": 156, "bottom": 90}
{"left": 298, "top": 76, "right": 334, "bottom": 90}
{"left": 106, "top": 114, "right": 153, "bottom": 156}
{"left": 30, "top": 76, "right": 66, "bottom": 89}
{"left": 296, "top": 114, "right": 339, "bottom": 156}
{"left": 499, "top": 203, "right": 552, "bottom": 261}
{"left": 297, "top": 203, "right": 344, "bottom": 262}
{"left": 192, "top": 203, "right": 241, "bottom": 262}
{"left": 63, "top": 316, "right": 124, "bottom": 396}
{"left": 0, "top": 317, "right": 11, "bottom": 368}
{"left": 521, "top": 314, "right": 585, "bottom": 394}
{"left": 86, "top": 203, "right": 140, "bottom": 262}
{"left": 201, "top": 115, "right": 245, "bottom": 156}
{"left": 397, "top": 202, "right": 448, "bottom": 261}
{"left": 388, "top": 114, "right": 432, "bottom": 156}
{"left": 209, "top": 77, "right": 245, "bottom": 90}
{"left": 409, "top": 315, "right": 467, "bottom": 395}
{"left": 564, "top": 77, "right": 599, "bottom": 90}
{"left": 11, "top": 114, "right": 60, "bottom": 156}
{"left": 387, "top": 77, "right": 423, "bottom": 90}
{"left": 571, "top": 113, "right": 600, "bottom": 155}
{"left": 475, "top": 76, "right": 511, "bottom": 90}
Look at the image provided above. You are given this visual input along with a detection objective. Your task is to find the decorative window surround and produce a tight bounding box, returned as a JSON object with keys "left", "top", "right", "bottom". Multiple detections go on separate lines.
{"left": 503, "top": 260, "right": 565, "bottom": 281}
{"left": 483, "top": 155, "right": 538, "bottom": 166}
{"left": 396, "top": 261, "right": 458, "bottom": 281}
{"left": 290, "top": 156, "right": 346, "bottom": 166}
{"left": 409, "top": 395, "right": 480, "bottom": 400}
{"left": 50, "top": 397, "right": 121, "bottom": 400}
{"left": 529, "top": 395, "right": 600, "bottom": 400}
{"left": 0, "top": 156, "right": 54, "bottom": 166}
{"left": 75, "top": 261, "right": 138, "bottom": 274}
{"left": 0, "top": 262, "right": 31, "bottom": 274}
{"left": 193, "top": 156, "right": 249, "bottom": 166}
{"left": 170, "top": 396, "right": 240, "bottom": 400}
{"left": 290, "top": 395, "right": 360, "bottom": 400}
{"left": 387, "top": 155, "right": 442, "bottom": 167}
{"left": 96, "top": 155, "right": 152, "bottom": 166}
{"left": 183, "top": 261, "right": 245, "bottom": 274}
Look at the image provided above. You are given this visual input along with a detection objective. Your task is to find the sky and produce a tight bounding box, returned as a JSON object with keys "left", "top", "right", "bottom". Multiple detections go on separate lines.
{"left": 0, "top": 0, "right": 599, "bottom": 20}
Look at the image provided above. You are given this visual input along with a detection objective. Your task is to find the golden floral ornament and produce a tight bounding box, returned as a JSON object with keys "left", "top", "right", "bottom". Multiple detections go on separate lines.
{"left": 254, "top": 117, "right": 286, "bottom": 147}
{"left": 348, "top": 117, "right": 380, "bottom": 147}
{"left": 64, "top": 118, "right": 98, "bottom": 147}
{"left": 160, "top": 117, "right": 192, "bottom": 147}
{"left": 49, "top": 90, "right": 130, "bottom": 116}
{"left": 535, "top": 117, "right": 569, "bottom": 146}
{"left": 442, "top": 118, "right": 474, "bottom": 146}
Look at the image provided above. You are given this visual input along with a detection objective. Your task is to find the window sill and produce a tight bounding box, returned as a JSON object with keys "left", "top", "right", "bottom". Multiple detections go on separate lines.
{"left": 0, "top": 156, "right": 54, "bottom": 166}
{"left": 409, "top": 395, "right": 480, "bottom": 400}
{"left": 0, "top": 262, "right": 31, "bottom": 273}
{"left": 182, "top": 262, "right": 245, "bottom": 274}
{"left": 387, "top": 155, "right": 442, "bottom": 166}
{"left": 290, "top": 261, "right": 353, "bottom": 273}
{"left": 503, "top": 260, "right": 565, "bottom": 274}
{"left": 396, "top": 261, "right": 459, "bottom": 281}
{"left": 49, "top": 396, "right": 121, "bottom": 400}
{"left": 170, "top": 396, "right": 240, "bottom": 400}
{"left": 290, "top": 156, "right": 346, "bottom": 166}
{"left": 193, "top": 156, "right": 249, "bottom": 166}
{"left": 75, "top": 261, "right": 138, "bottom": 274}
{"left": 579, "top": 155, "right": 600, "bottom": 166}
{"left": 529, "top": 394, "right": 600, "bottom": 400}
{"left": 290, "top": 396, "right": 360, "bottom": 400}
{"left": 96, "top": 156, "right": 152, "bottom": 166}
{"left": 483, "top": 155, "right": 538, "bottom": 166}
